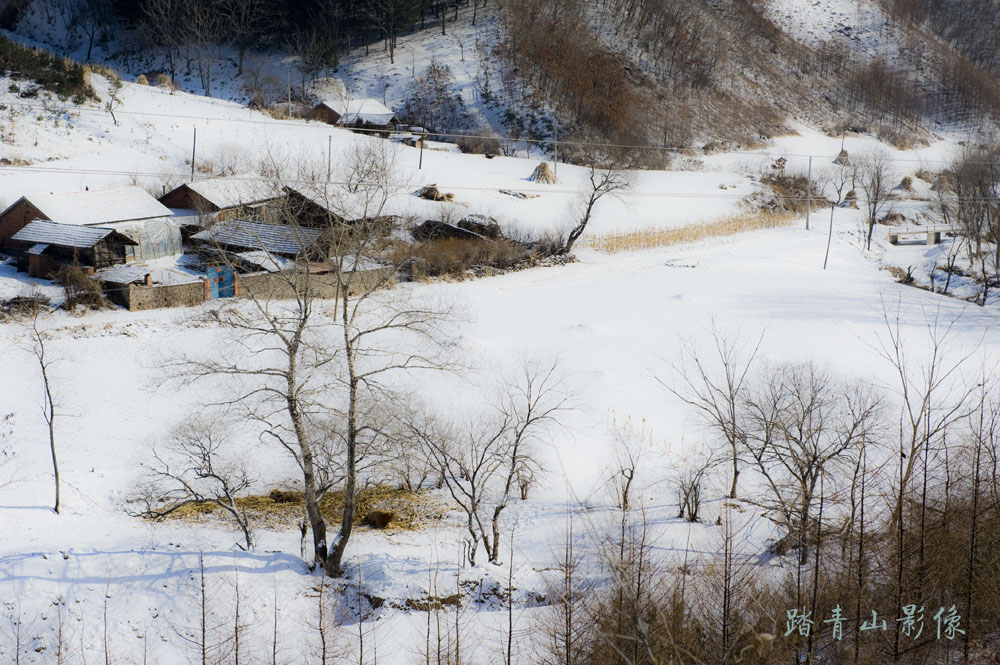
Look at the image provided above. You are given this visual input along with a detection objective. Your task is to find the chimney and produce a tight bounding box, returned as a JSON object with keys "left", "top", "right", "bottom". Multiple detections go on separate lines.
{"left": 144, "top": 273, "right": 152, "bottom": 286}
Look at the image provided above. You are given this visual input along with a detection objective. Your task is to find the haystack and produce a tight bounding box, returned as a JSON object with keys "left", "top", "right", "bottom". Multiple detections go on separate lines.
{"left": 834, "top": 149, "right": 850, "bottom": 166}
{"left": 528, "top": 161, "right": 559, "bottom": 184}
{"left": 417, "top": 184, "right": 455, "bottom": 202}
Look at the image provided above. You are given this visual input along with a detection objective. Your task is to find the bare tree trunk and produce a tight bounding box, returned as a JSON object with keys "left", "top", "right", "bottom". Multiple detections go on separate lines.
{"left": 32, "top": 318, "right": 59, "bottom": 514}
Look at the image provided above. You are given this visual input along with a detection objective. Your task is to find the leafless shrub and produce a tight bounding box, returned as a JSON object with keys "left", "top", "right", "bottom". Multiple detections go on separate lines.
{"left": 130, "top": 419, "right": 257, "bottom": 550}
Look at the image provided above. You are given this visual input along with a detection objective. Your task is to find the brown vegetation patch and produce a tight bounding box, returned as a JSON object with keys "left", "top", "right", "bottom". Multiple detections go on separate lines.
{"left": 761, "top": 172, "right": 829, "bottom": 214}
{"left": 166, "top": 486, "right": 447, "bottom": 531}
{"left": 56, "top": 265, "right": 106, "bottom": 311}
{"left": 393, "top": 237, "right": 535, "bottom": 280}
{"left": 583, "top": 211, "right": 797, "bottom": 253}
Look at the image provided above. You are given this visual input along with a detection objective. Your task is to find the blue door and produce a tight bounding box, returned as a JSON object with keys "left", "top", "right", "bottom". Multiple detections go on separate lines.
{"left": 206, "top": 265, "right": 235, "bottom": 299}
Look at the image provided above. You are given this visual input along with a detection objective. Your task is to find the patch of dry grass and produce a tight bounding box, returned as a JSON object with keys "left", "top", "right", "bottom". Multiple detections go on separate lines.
{"left": 582, "top": 211, "right": 798, "bottom": 254}
{"left": 167, "top": 486, "right": 447, "bottom": 532}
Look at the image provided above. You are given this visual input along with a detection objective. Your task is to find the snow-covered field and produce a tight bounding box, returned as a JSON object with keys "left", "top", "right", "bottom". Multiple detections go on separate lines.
{"left": 1, "top": 211, "right": 997, "bottom": 662}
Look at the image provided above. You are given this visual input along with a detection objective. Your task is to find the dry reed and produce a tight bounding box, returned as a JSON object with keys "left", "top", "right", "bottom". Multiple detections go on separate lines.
{"left": 582, "top": 210, "right": 798, "bottom": 253}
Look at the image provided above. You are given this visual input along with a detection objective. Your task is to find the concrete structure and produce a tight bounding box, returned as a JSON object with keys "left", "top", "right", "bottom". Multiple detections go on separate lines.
{"left": 887, "top": 224, "right": 958, "bottom": 246}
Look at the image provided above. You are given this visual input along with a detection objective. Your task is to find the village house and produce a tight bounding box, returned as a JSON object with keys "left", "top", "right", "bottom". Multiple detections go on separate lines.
{"left": 0, "top": 186, "right": 180, "bottom": 262}
{"left": 11, "top": 219, "right": 138, "bottom": 278}
{"left": 158, "top": 177, "right": 285, "bottom": 226}
{"left": 306, "top": 97, "right": 398, "bottom": 129}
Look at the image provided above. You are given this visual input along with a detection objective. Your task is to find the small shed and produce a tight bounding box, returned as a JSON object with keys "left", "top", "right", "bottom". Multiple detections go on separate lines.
{"left": 12, "top": 220, "right": 138, "bottom": 277}
{"left": 306, "top": 98, "right": 397, "bottom": 129}
{"left": 191, "top": 219, "right": 327, "bottom": 259}
{"left": 158, "top": 177, "right": 284, "bottom": 225}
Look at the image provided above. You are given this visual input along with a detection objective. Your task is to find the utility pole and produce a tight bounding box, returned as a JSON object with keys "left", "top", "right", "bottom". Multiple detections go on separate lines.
{"left": 191, "top": 127, "right": 197, "bottom": 182}
{"left": 806, "top": 156, "right": 812, "bottom": 230}
{"left": 419, "top": 131, "right": 426, "bottom": 169}
{"left": 327, "top": 135, "right": 332, "bottom": 182}
{"left": 553, "top": 117, "right": 559, "bottom": 177}
{"left": 287, "top": 70, "right": 291, "bottom": 120}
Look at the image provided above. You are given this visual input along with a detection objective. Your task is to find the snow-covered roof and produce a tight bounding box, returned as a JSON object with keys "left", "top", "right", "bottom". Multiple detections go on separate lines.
{"left": 182, "top": 177, "right": 280, "bottom": 209}
{"left": 317, "top": 98, "right": 396, "bottom": 125}
{"left": 11, "top": 219, "right": 137, "bottom": 248}
{"left": 8, "top": 187, "right": 172, "bottom": 226}
{"left": 94, "top": 264, "right": 150, "bottom": 284}
{"left": 285, "top": 183, "right": 396, "bottom": 222}
{"left": 235, "top": 250, "right": 292, "bottom": 273}
{"left": 192, "top": 220, "right": 322, "bottom": 256}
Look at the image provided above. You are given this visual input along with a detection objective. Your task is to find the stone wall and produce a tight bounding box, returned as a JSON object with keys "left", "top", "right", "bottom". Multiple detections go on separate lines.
{"left": 119, "top": 267, "right": 395, "bottom": 311}
{"left": 125, "top": 279, "right": 206, "bottom": 311}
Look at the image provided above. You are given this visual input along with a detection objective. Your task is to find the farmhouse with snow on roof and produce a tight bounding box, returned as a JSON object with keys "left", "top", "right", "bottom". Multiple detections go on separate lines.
{"left": 158, "top": 176, "right": 286, "bottom": 226}
{"left": 307, "top": 97, "right": 398, "bottom": 129}
{"left": 0, "top": 186, "right": 181, "bottom": 263}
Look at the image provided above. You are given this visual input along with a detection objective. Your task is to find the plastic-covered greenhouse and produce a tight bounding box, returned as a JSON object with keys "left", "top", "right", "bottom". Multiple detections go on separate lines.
{"left": 107, "top": 219, "right": 183, "bottom": 262}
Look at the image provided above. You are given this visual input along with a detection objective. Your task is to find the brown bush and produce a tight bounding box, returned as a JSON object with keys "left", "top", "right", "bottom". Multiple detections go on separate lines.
{"left": 454, "top": 130, "right": 501, "bottom": 155}
{"left": 761, "top": 172, "right": 829, "bottom": 214}
{"left": 135, "top": 74, "right": 149, "bottom": 86}
{"left": 393, "top": 237, "right": 532, "bottom": 279}
{"left": 362, "top": 510, "right": 395, "bottom": 528}
{"left": 56, "top": 265, "right": 106, "bottom": 310}
{"left": 268, "top": 489, "right": 303, "bottom": 503}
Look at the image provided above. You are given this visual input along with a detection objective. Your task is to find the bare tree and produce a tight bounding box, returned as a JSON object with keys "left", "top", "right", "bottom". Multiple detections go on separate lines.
{"left": 130, "top": 419, "right": 256, "bottom": 551}
{"left": 672, "top": 454, "right": 712, "bottom": 522}
{"left": 177, "top": 142, "right": 451, "bottom": 577}
{"left": 561, "top": 164, "right": 631, "bottom": 254}
{"left": 30, "top": 315, "right": 59, "bottom": 514}
{"left": 417, "top": 360, "right": 566, "bottom": 565}
{"left": 856, "top": 150, "right": 894, "bottom": 250}
{"left": 220, "top": 0, "right": 274, "bottom": 76}
{"left": 743, "top": 361, "right": 880, "bottom": 564}
{"left": 946, "top": 143, "right": 1000, "bottom": 305}
{"left": 658, "top": 325, "right": 763, "bottom": 499}
{"left": 823, "top": 162, "right": 852, "bottom": 270}
{"left": 139, "top": 0, "right": 183, "bottom": 86}
{"left": 70, "top": 0, "right": 112, "bottom": 61}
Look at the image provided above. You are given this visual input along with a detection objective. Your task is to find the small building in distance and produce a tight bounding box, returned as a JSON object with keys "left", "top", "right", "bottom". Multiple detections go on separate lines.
{"left": 158, "top": 177, "right": 284, "bottom": 226}
{"left": 307, "top": 98, "right": 397, "bottom": 129}
{"left": 11, "top": 219, "right": 138, "bottom": 278}
{"left": 0, "top": 186, "right": 179, "bottom": 262}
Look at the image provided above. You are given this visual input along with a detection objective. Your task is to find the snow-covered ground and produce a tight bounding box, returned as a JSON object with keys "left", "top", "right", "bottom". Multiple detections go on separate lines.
{"left": 1, "top": 211, "right": 997, "bottom": 662}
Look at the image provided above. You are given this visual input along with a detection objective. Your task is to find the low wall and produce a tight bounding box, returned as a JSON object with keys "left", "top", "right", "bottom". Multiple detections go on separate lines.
{"left": 238, "top": 268, "right": 395, "bottom": 300}
{"left": 119, "top": 267, "right": 395, "bottom": 311}
{"left": 125, "top": 279, "right": 206, "bottom": 311}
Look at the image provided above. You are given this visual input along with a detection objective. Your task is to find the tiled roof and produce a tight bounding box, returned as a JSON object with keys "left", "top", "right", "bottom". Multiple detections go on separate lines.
{"left": 11, "top": 219, "right": 136, "bottom": 248}
{"left": 192, "top": 220, "right": 322, "bottom": 256}
{"left": 93, "top": 264, "right": 150, "bottom": 284}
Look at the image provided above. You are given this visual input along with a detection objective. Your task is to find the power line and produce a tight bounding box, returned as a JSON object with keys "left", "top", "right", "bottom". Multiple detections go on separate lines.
{"left": 4, "top": 163, "right": 1000, "bottom": 204}
{"left": 3, "top": 96, "right": 998, "bottom": 166}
